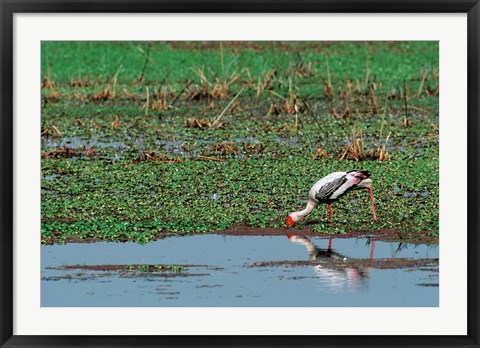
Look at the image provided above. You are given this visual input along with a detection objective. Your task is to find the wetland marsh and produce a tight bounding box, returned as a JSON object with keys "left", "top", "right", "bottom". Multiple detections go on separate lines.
{"left": 41, "top": 41, "right": 439, "bottom": 306}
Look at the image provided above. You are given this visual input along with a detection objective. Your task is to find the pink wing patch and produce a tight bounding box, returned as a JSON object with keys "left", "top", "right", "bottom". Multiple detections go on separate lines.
{"left": 345, "top": 172, "right": 363, "bottom": 184}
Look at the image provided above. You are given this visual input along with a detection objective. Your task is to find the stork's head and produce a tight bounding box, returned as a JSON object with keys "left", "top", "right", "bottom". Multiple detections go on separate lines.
{"left": 286, "top": 214, "right": 297, "bottom": 227}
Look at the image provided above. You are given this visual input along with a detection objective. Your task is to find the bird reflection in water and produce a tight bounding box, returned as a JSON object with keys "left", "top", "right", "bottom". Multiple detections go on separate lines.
{"left": 288, "top": 236, "right": 375, "bottom": 292}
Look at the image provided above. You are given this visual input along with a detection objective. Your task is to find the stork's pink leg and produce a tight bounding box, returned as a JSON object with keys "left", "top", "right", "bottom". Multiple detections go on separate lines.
{"left": 328, "top": 236, "right": 333, "bottom": 250}
{"left": 370, "top": 239, "right": 376, "bottom": 259}
{"left": 327, "top": 204, "right": 333, "bottom": 224}
{"left": 368, "top": 186, "right": 378, "bottom": 221}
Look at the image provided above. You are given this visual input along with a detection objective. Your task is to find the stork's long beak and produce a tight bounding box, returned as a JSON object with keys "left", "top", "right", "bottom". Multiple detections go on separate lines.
{"left": 286, "top": 215, "right": 296, "bottom": 227}
{"left": 368, "top": 186, "right": 378, "bottom": 221}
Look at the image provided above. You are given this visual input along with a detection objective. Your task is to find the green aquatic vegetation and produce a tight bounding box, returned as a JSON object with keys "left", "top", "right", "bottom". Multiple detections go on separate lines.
{"left": 41, "top": 147, "right": 439, "bottom": 243}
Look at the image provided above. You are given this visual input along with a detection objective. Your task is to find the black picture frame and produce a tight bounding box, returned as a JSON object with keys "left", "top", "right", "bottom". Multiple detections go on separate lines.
{"left": 1, "top": 1, "right": 479, "bottom": 347}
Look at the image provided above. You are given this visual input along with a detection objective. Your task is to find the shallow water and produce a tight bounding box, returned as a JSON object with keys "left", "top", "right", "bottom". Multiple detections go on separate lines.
{"left": 42, "top": 135, "right": 129, "bottom": 150}
{"left": 41, "top": 235, "right": 438, "bottom": 307}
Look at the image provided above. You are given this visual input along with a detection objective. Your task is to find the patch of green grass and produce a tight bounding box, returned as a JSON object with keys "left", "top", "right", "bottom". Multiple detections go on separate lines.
{"left": 42, "top": 41, "right": 438, "bottom": 88}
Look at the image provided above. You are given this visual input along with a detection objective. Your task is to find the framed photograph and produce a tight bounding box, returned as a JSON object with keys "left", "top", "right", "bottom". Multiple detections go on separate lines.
{"left": 1, "top": 1, "right": 479, "bottom": 347}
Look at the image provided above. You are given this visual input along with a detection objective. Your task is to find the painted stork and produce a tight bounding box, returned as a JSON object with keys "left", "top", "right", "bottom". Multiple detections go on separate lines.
{"left": 286, "top": 170, "right": 377, "bottom": 227}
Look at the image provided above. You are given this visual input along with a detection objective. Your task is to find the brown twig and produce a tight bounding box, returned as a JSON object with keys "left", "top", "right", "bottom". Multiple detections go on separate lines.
{"left": 403, "top": 105, "right": 429, "bottom": 113}
{"left": 171, "top": 80, "right": 193, "bottom": 106}
{"left": 416, "top": 70, "right": 429, "bottom": 97}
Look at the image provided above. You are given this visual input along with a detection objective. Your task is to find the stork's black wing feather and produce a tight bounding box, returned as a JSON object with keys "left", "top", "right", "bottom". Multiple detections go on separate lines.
{"left": 315, "top": 175, "right": 348, "bottom": 201}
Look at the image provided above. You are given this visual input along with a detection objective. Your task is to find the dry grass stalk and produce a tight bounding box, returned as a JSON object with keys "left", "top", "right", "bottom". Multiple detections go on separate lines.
{"left": 416, "top": 70, "right": 429, "bottom": 97}
{"left": 260, "top": 124, "right": 272, "bottom": 132}
{"left": 332, "top": 101, "right": 350, "bottom": 120}
{"left": 402, "top": 105, "right": 429, "bottom": 114}
{"left": 41, "top": 125, "right": 61, "bottom": 137}
{"left": 170, "top": 80, "right": 194, "bottom": 106}
{"left": 263, "top": 69, "right": 277, "bottom": 87}
{"left": 89, "top": 85, "right": 111, "bottom": 102}
{"left": 229, "top": 102, "right": 242, "bottom": 113}
{"left": 205, "top": 100, "right": 216, "bottom": 112}
{"left": 85, "top": 146, "right": 98, "bottom": 157}
{"left": 284, "top": 94, "right": 297, "bottom": 114}
{"left": 323, "top": 80, "right": 334, "bottom": 100}
{"left": 313, "top": 147, "right": 331, "bottom": 159}
{"left": 136, "top": 45, "right": 153, "bottom": 83}
{"left": 111, "top": 116, "right": 121, "bottom": 129}
{"left": 268, "top": 93, "right": 304, "bottom": 116}
{"left": 211, "top": 87, "right": 244, "bottom": 128}
{"left": 402, "top": 80, "right": 410, "bottom": 127}
{"left": 189, "top": 68, "right": 240, "bottom": 100}
{"left": 368, "top": 131, "right": 391, "bottom": 162}
{"left": 122, "top": 88, "right": 137, "bottom": 101}
{"left": 41, "top": 75, "right": 55, "bottom": 89}
{"left": 256, "top": 69, "right": 277, "bottom": 97}
{"left": 276, "top": 124, "right": 298, "bottom": 133}
{"left": 338, "top": 75, "right": 354, "bottom": 99}
{"left": 345, "top": 74, "right": 353, "bottom": 95}
{"left": 289, "top": 60, "right": 314, "bottom": 78}
{"left": 367, "top": 85, "right": 379, "bottom": 114}
{"left": 339, "top": 126, "right": 392, "bottom": 162}
{"left": 41, "top": 147, "right": 77, "bottom": 159}
{"left": 393, "top": 134, "right": 438, "bottom": 150}
{"left": 339, "top": 126, "right": 366, "bottom": 161}
{"left": 42, "top": 75, "right": 60, "bottom": 103}
{"left": 323, "top": 57, "right": 334, "bottom": 100}
{"left": 52, "top": 125, "right": 61, "bottom": 135}
{"left": 186, "top": 118, "right": 225, "bottom": 129}
{"left": 211, "top": 142, "right": 236, "bottom": 155}
{"left": 141, "top": 88, "right": 170, "bottom": 112}
{"left": 365, "top": 52, "right": 370, "bottom": 87}
{"left": 111, "top": 65, "right": 122, "bottom": 98}
{"left": 70, "top": 79, "right": 87, "bottom": 87}
{"left": 268, "top": 103, "right": 283, "bottom": 115}
{"left": 242, "top": 143, "right": 266, "bottom": 155}
{"left": 134, "top": 150, "right": 183, "bottom": 163}
{"left": 73, "top": 92, "right": 85, "bottom": 101}
{"left": 355, "top": 79, "right": 361, "bottom": 92}
{"left": 240, "top": 67, "right": 254, "bottom": 85}
{"left": 153, "top": 99, "right": 168, "bottom": 111}
{"left": 196, "top": 155, "right": 225, "bottom": 162}
{"left": 143, "top": 87, "right": 149, "bottom": 115}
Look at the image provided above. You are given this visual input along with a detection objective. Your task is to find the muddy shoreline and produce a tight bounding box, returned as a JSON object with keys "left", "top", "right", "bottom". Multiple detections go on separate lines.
{"left": 42, "top": 226, "right": 438, "bottom": 245}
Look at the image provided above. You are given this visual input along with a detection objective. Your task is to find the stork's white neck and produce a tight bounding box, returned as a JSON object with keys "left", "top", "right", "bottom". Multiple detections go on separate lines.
{"left": 291, "top": 201, "right": 317, "bottom": 221}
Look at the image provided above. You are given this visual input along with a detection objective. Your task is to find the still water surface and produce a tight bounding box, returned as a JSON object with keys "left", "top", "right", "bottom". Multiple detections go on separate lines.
{"left": 42, "top": 235, "right": 438, "bottom": 307}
